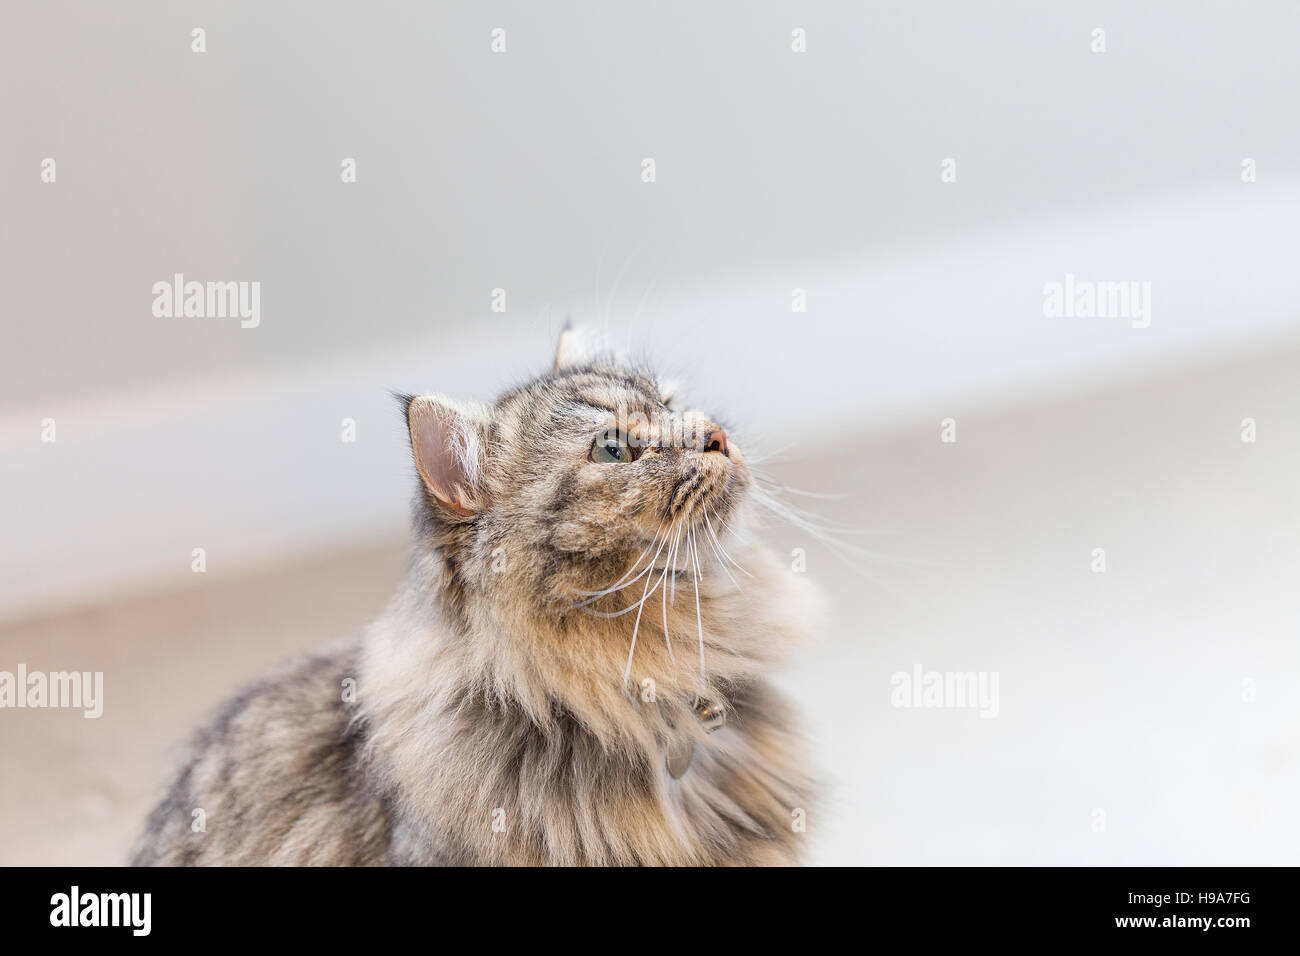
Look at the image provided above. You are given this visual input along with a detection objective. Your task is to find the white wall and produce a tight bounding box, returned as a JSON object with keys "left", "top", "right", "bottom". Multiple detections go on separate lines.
{"left": 4, "top": 1, "right": 1300, "bottom": 617}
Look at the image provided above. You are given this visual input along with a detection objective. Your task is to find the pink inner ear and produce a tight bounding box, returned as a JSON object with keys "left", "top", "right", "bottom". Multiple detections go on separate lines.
{"left": 409, "top": 399, "right": 476, "bottom": 516}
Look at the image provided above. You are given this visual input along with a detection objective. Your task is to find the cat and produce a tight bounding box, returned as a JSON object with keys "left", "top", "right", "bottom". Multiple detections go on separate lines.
{"left": 132, "top": 329, "right": 815, "bottom": 865}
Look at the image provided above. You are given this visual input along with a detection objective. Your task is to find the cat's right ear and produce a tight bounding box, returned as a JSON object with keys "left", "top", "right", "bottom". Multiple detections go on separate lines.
{"left": 403, "top": 395, "right": 489, "bottom": 517}
{"left": 554, "top": 321, "right": 599, "bottom": 371}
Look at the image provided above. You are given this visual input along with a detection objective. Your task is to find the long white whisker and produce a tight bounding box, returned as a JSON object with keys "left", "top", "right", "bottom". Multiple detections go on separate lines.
{"left": 750, "top": 479, "right": 913, "bottom": 544}
{"left": 630, "top": 278, "right": 658, "bottom": 327}
{"left": 603, "top": 237, "right": 648, "bottom": 335}
{"left": 569, "top": 518, "right": 666, "bottom": 601}
{"left": 739, "top": 441, "right": 797, "bottom": 467}
{"left": 569, "top": 560, "right": 656, "bottom": 608}
{"left": 670, "top": 520, "right": 681, "bottom": 600}
{"left": 712, "top": 509, "right": 745, "bottom": 544}
{"left": 706, "top": 513, "right": 750, "bottom": 578}
{"left": 753, "top": 488, "right": 937, "bottom": 568}
{"left": 656, "top": 518, "right": 681, "bottom": 660}
{"left": 704, "top": 507, "right": 752, "bottom": 580}
{"left": 587, "top": 524, "right": 675, "bottom": 619}
{"left": 583, "top": 571, "right": 674, "bottom": 618}
{"left": 661, "top": 556, "right": 674, "bottom": 664}
{"left": 667, "top": 521, "right": 682, "bottom": 604}
{"left": 689, "top": 528, "right": 705, "bottom": 691}
{"left": 699, "top": 512, "right": 742, "bottom": 590}
{"left": 621, "top": 521, "right": 678, "bottom": 687}
{"left": 753, "top": 478, "right": 848, "bottom": 501}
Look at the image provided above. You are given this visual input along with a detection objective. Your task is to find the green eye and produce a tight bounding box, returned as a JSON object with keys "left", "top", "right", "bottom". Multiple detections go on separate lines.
{"left": 591, "top": 430, "right": 630, "bottom": 463}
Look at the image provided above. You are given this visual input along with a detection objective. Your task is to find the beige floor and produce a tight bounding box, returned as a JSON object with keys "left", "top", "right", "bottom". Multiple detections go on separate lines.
{"left": 4, "top": 340, "right": 1300, "bottom": 865}
{"left": 0, "top": 542, "right": 409, "bottom": 866}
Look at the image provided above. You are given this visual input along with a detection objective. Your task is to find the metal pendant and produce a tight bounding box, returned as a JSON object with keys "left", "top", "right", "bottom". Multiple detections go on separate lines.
{"left": 695, "top": 699, "right": 726, "bottom": 733}
{"left": 666, "top": 737, "right": 696, "bottom": 779}
{"left": 665, "top": 699, "right": 727, "bottom": 779}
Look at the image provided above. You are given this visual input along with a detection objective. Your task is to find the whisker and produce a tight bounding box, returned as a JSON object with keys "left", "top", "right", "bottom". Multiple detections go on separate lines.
{"left": 689, "top": 528, "right": 706, "bottom": 690}
{"left": 752, "top": 486, "right": 938, "bottom": 568}
{"left": 661, "top": 519, "right": 686, "bottom": 659}
{"left": 661, "top": 555, "right": 674, "bottom": 663}
{"left": 582, "top": 566, "right": 676, "bottom": 620}
{"left": 588, "top": 521, "right": 675, "bottom": 620}
{"left": 699, "top": 511, "right": 742, "bottom": 590}
{"left": 753, "top": 478, "right": 849, "bottom": 502}
{"left": 704, "top": 507, "right": 753, "bottom": 580}
{"left": 568, "top": 560, "right": 656, "bottom": 609}
{"left": 630, "top": 277, "right": 658, "bottom": 327}
{"left": 668, "top": 520, "right": 683, "bottom": 604}
{"left": 568, "top": 518, "right": 666, "bottom": 602}
{"left": 738, "top": 441, "right": 797, "bottom": 468}
{"left": 621, "top": 521, "right": 678, "bottom": 687}
{"left": 751, "top": 481, "right": 885, "bottom": 536}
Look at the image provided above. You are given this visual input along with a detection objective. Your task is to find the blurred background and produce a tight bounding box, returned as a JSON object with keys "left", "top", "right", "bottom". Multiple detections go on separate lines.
{"left": 2, "top": 1, "right": 1299, "bottom": 865}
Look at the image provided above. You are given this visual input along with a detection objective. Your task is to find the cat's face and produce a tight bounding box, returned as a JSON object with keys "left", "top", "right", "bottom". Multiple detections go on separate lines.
{"left": 404, "top": 336, "right": 750, "bottom": 609}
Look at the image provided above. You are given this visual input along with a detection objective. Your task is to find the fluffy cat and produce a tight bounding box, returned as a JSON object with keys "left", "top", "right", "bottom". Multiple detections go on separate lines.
{"left": 133, "top": 331, "right": 814, "bottom": 866}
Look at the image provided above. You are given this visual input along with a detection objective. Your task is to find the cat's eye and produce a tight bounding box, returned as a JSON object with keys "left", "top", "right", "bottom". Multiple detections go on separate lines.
{"left": 591, "top": 429, "right": 633, "bottom": 463}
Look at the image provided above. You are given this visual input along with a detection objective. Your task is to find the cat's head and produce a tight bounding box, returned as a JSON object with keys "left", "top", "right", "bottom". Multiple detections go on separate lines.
{"left": 400, "top": 328, "right": 751, "bottom": 616}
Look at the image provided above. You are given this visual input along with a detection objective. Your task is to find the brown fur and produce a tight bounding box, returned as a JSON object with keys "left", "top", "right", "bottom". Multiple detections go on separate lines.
{"left": 133, "top": 337, "right": 815, "bottom": 866}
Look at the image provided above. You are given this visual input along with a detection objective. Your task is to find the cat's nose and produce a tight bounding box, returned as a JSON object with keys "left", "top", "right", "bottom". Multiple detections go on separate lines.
{"left": 704, "top": 428, "right": 728, "bottom": 456}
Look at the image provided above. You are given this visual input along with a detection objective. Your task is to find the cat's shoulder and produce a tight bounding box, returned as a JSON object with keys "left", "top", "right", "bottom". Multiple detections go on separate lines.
{"left": 132, "top": 638, "right": 389, "bottom": 865}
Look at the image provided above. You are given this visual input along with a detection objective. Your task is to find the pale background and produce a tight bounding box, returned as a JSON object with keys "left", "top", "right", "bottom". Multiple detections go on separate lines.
{"left": 2, "top": 1, "right": 1299, "bottom": 865}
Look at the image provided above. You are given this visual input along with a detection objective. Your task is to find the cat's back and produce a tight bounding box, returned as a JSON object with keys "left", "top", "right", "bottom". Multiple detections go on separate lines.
{"left": 132, "top": 641, "right": 390, "bottom": 866}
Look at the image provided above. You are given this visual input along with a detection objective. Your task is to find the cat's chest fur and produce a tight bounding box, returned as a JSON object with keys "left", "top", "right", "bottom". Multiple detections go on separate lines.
{"left": 373, "top": 704, "right": 809, "bottom": 866}
{"left": 132, "top": 554, "right": 813, "bottom": 867}
{"left": 359, "top": 612, "right": 812, "bottom": 867}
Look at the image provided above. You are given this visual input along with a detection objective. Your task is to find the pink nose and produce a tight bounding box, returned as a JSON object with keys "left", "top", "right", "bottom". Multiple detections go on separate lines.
{"left": 704, "top": 428, "right": 728, "bottom": 456}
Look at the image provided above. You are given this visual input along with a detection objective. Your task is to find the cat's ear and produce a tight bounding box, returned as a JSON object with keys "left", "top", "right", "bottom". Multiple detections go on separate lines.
{"left": 404, "top": 395, "right": 489, "bottom": 517}
{"left": 658, "top": 377, "right": 683, "bottom": 410}
{"left": 554, "top": 321, "right": 599, "bottom": 371}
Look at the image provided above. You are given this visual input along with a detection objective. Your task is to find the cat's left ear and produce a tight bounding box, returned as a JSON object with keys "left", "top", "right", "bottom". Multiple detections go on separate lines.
{"left": 404, "top": 395, "right": 490, "bottom": 517}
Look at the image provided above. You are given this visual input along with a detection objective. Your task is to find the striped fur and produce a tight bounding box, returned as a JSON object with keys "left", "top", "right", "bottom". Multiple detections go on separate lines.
{"left": 133, "top": 342, "right": 814, "bottom": 866}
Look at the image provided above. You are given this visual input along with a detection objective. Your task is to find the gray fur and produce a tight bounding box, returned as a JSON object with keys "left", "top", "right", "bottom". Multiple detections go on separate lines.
{"left": 134, "top": 345, "right": 814, "bottom": 866}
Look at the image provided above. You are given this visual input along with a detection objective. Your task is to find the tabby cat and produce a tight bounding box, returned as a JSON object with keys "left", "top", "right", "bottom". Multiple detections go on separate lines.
{"left": 133, "top": 330, "right": 814, "bottom": 865}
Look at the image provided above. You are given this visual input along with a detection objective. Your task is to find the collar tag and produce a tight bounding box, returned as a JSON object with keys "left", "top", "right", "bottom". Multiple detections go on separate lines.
{"left": 666, "top": 699, "right": 727, "bottom": 779}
